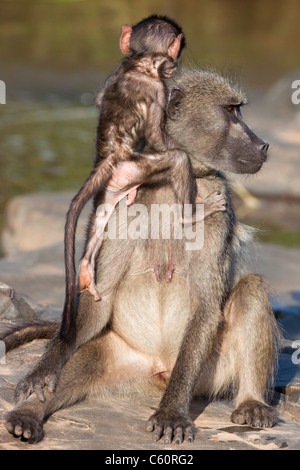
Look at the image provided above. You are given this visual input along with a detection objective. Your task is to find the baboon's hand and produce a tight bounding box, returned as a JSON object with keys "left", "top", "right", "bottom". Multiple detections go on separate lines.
{"left": 146, "top": 410, "right": 196, "bottom": 444}
{"left": 14, "top": 364, "right": 60, "bottom": 403}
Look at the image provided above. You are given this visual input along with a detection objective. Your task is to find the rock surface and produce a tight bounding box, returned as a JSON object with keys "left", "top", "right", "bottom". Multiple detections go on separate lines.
{"left": 0, "top": 191, "right": 300, "bottom": 451}
{"left": 1, "top": 191, "right": 92, "bottom": 256}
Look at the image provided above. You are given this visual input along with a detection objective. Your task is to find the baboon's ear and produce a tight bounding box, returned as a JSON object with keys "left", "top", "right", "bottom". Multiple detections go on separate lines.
{"left": 166, "top": 87, "right": 184, "bottom": 119}
{"left": 120, "top": 25, "right": 132, "bottom": 54}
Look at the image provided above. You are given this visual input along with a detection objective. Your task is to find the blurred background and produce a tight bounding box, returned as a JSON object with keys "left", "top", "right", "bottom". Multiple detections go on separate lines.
{"left": 0, "top": 0, "right": 299, "bottom": 252}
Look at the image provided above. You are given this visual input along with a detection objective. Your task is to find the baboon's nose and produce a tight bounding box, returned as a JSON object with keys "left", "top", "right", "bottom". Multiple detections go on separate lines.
{"left": 260, "top": 142, "right": 269, "bottom": 157}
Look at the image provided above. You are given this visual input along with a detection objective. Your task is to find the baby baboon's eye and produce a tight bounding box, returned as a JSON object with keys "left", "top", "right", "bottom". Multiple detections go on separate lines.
{"left": 226, "top": 106, "right": 233, "bottom": 112}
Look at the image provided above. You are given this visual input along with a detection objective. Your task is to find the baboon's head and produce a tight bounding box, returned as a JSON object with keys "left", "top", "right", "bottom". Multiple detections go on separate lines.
{"left": 166, "top": 68, "right": 269, "bottom": 175}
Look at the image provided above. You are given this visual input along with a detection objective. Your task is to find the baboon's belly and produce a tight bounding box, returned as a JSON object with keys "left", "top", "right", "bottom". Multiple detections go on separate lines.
{"left": 112, "top": 270, "right": 190, "bottom": 357}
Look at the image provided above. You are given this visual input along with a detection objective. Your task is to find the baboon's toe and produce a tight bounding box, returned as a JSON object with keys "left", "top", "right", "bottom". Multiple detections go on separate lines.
{"left": 5, "top": 410, "right": 44, "bottom": 443}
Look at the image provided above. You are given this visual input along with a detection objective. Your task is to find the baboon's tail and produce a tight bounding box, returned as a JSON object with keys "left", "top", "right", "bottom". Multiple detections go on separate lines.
{"left": 0, "top": 320, "right": 59, "bottom": 352}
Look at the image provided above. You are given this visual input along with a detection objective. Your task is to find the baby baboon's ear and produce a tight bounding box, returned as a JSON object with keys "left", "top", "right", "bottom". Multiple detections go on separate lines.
{"left": 166, "top": 87, "right": 184, "bottom": 120}
{"left": 168, "top": 33, "right": 183, "bottom": 60}
{"left": 120, "top": 24, "right": 132, "bottom": 54}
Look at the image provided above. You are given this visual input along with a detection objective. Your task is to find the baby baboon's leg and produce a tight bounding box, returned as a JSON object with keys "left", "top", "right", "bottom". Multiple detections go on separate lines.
{"left": 5, "top": 337, "right": 105, "bottom": 444}
{"left": 78, "top": 177, "right": 140, "bottom": 299}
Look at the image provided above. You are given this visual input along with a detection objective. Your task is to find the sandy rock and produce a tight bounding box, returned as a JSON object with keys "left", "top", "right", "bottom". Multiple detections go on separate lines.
{"left": 1, "top": 191, "right": 91, "bottom": 256}
{"left": 0, "top": 281, "right": 37, "bottom": 320}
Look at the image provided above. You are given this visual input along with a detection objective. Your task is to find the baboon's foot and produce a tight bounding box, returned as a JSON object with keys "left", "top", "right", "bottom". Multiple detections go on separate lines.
{"left": 231, "top": 400, "right": 277, "bottom": 428}
{"left": 146, "top": 410, "right": 197, "bottom": 444}
{"left": 15, "top": 366, "right": 59, "bottom": 403}
{"left": 5, "top": 410, "right": 44, "bottom": 444}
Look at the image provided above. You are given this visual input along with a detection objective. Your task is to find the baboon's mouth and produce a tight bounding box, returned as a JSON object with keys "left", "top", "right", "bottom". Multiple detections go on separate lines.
{"left": 238, "top": 159, "right": 265, "bottom": 167}
{"left": 236, "top": 158, "right": 266, "bottom": 174}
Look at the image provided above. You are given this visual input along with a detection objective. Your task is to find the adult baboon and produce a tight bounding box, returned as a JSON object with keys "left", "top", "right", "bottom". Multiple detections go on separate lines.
{"left": 1, "top": 67, "right": 279, "bottom": 445}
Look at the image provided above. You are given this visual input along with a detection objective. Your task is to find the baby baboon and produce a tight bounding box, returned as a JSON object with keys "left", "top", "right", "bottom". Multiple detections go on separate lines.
{"left": 1, "top": 67, "right": 278, "bottom": 445}
{"left": 62, "top": 15, "right": 225, "bottom": 343}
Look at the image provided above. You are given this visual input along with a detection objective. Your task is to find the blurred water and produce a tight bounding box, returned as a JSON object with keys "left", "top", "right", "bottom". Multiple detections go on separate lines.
{"left": 0, "top": 100, "right": 98, "bottom": 233}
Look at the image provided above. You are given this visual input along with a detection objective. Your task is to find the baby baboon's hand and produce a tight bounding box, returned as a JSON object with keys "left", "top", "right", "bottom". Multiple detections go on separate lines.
{"left": 201, "top": 190, "right": 226, "bottom": 220}
{"left": 203, "top": 190, "right": 226, "bottom": 213}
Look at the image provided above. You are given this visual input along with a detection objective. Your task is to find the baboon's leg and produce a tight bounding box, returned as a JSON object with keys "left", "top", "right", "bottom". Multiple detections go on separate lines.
{"left": 5, "top": 337, "right": 105, "bottom": 443}
{"left": 146, "top": 290, "right": 223, "bottom": 444}
{"left": 14, "top": 289, "right": 115, "bottom": 403}
{"left": 5, "top": 331, "right": 156, "bottom": 444}
{"left": 224, "top": 274, "right": 280, "bottom": 427}
{"left": 194, "top": 274, "right": 280, "bottom": 427}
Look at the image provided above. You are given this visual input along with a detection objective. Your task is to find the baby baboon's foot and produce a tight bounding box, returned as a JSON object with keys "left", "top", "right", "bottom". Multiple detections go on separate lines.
{"left": 15, "top": 366, "right": 59, "bottom": 403}
{"left": 79, "top": 282, "right": 101, "bottom": 302}
{"left": 231, "top": 400, "right": 277, "bottom": 428}
{"left": 146, "top": 410, "right": 196, "bottom": 444}
{"left": 78, "top": 259, "right": 101, "bottom": 301}
{"left": 203, "top": 191, "right": 226, "bottom": 216}
{"left": 5, "top": 410, "right": 44, "bottom": 444}
{"left": 126, "top": 188, "right": 137, "bottom": 206}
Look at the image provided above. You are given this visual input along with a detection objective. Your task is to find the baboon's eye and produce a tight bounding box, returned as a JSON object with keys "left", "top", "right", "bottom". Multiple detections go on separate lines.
{"left": 224, "top": 104, "right": 242, "bottom": 115}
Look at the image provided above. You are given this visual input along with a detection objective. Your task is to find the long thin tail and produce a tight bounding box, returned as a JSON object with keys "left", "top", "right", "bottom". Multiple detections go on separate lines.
{"left": 60, "top": 162, "right": 113, "bottom": 342}
{"left": 0, "top": 320, "right": 59, "bottom": 352}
